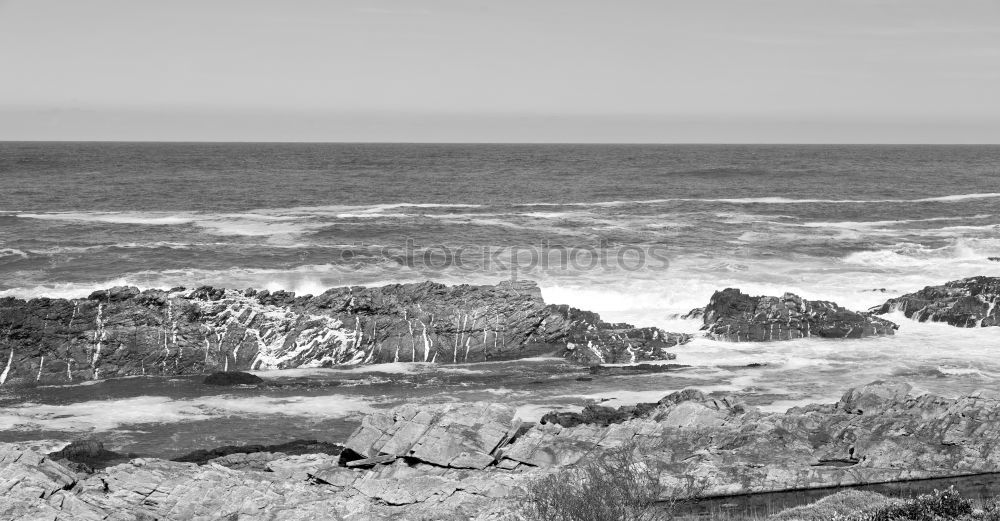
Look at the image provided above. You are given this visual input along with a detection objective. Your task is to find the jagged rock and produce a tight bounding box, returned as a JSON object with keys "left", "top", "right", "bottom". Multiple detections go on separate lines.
{"left": 203, "top": 371, "right": 264, "bottom": 386}
{"left": 681, "top": 307, "right": 705, "bottom": 320}
{"left": 0, "top": 280, "right": 686, "bottom": 383}
{"left": 342, "top": 403, "right": 517, "bottom": 470}
{"left": 699, "top": 288, "right": 897, "bottom": 341}
{"left": 871, "top": 276, "right": 1000, "bottom": 327}
{"left": 544, "top": 305, "right": 691, "bottom": 364}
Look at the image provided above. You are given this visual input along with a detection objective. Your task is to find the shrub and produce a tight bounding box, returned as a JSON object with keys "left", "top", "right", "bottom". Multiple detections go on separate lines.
{"left": 517, "top": 444, "right": 670, "bottom": 521}
{"left": 846, "top": 487, "right": 973, "bottom": 521}
{"left": 976, "top": 496, "right": 1000, "bottom": 521}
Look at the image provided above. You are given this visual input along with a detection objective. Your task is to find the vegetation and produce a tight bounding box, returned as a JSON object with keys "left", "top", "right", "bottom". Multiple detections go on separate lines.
{"left": 768, "top": 490, "right": 900, "bottom": 521}
{"left": 516, "top": 448, "right": 1000, "bottom": 521}
{"left": 770, "top": 487, "right": 1000, "bottom": 521}
{"left": 517, "top": 444, "right": 671, "bottom": 521}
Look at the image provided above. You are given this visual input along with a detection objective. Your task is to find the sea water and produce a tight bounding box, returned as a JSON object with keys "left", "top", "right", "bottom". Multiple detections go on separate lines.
{"left": 1, "top": 143, "right": 998, "bottom": 455}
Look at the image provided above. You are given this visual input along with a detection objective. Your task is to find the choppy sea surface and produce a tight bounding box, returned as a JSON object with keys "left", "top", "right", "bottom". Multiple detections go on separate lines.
{"left": 1, "top": 142, "right": 999, "bottom": 456}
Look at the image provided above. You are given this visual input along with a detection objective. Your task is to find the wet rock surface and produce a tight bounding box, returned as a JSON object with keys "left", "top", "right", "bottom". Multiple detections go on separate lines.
{"left": 0, "top": 280, "right": 686, "bottom": 384}
{"left": 172, "top": 439, "right": 344, "bottom": 465}
{"left": 203, "top": 371, "right": 265, "bottom": 385}
{"left": 699, "top": 288, "right": 898, "bottom": 341}
{"left": 871, "top": 276, "right": 1000, "bottom": 328}
{"left": 6, "top": 381, "right": 1000, "bottom": 519}
{"left": 587, "top": 362, "right": 688, "bottom": 376}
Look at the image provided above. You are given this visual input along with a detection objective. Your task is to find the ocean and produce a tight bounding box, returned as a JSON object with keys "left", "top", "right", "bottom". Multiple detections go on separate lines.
{"left": 1, "top": 142, "right": 999, "bottom": 456}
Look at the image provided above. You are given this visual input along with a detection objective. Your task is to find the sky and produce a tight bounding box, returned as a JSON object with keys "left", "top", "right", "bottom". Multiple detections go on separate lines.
{"left": 0, "top": 0, "right": 998, "bottom": 142}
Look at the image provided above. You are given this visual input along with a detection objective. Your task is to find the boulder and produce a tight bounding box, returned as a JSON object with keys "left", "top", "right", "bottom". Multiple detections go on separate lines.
{"left": 871, "top": 276, "right": 1000, "bottom": 327}
{"left": 203, "top": 371, "right": 264, "bottom": 386}
{"left": 699, "top": 288, "right": 897, "bottom": 341}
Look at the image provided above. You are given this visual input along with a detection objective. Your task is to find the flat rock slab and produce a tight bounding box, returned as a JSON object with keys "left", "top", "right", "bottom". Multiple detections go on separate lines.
{"left": 344, "top": 403, "right": 518, "bottom": 469}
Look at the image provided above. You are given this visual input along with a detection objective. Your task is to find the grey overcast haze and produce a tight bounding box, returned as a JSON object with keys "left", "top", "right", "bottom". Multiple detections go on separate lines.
{"left": 1, "top": 0, "right": 998, "bottom": 142}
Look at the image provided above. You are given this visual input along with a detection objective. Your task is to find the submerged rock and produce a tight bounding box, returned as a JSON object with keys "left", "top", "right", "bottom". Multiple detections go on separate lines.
{"left": 871, "top": 276, "right": 1000, "bottom": 328}
{"left": 203, "top": 371, "right": 264, "bottom": 386}
{"left": 699, "top": 288, "right": 897, "bottom": 341}
{"left": 0, "top": 280, "right": 686, "bottom": 383}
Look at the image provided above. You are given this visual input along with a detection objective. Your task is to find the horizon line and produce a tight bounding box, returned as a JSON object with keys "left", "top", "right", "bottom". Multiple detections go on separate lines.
{"left": 4, "top": 140, "right": 1000, "bottom": 146}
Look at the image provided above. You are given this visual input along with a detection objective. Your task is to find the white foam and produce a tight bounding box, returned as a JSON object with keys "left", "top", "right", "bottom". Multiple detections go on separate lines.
{"left": 0, "top": 394, "right": 374, "bottom": 433}
{"left": 252, "top": 362, "right": 484, "bottom": 376}
{"left": 514, "top": 403, "right": 583, "bottom": 423}
{"left": 17, "top": 212, "right": 196, "bottom": 225}
{"left": 515, "top": 193, "right": 1000, "bottom": 206}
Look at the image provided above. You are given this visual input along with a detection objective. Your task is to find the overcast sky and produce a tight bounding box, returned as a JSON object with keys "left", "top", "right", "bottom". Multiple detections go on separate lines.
{"left": 1, "top": 0, "right": 998, "bottom": 142}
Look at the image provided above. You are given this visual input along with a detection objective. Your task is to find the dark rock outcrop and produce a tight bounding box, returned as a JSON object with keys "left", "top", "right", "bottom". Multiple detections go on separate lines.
{"left": 699, "top": 288, "right": 897, "bottom": 341}
{"left": 870, "top": 276, "right": 1000, "bottom": 328}
{"left": 203, "top": 371, "right": 264, "bottom": 386}
{"left": 587, "top": 362, "right": 687, "bottom": 376}
{"left": 544, "top": 305, "right": 691, "bottom": 364}
{"left": 0, "top": 280, "right": 687, "bottom": 384}
{"left": 47, "top": 440, "right": 131, "bottom": 471}
{"left": 172, "top": 439, "right": 343, "bottom": 465}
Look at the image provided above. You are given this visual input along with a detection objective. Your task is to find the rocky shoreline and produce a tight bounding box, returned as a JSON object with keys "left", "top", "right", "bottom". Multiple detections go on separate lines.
{"left": 3, "top": 276, "right": 996, "bottom": 387}
{"left": 2, "top": 276, "right": 999, "bottom": 519}
{"left": 5, "top": 379, "right": 1000, "bottom": 520}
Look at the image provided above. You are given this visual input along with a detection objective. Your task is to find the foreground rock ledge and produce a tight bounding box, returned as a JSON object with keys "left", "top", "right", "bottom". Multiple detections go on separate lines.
{"left": 871, "top": 276, "right": 1000, "bottom": 328}
{"left": 0, "top": 280, "right": 690, "bottom": 384}
{"left": 5, "top": 381, "right": 1000, "bottom": 520}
